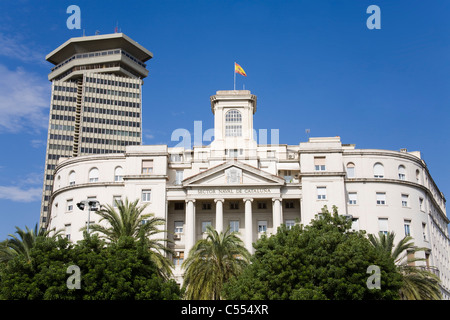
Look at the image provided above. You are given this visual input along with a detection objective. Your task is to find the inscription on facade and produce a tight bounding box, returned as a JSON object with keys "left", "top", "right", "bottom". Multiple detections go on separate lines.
{"left": 197, "top": 188, "right": 271, "bottom": 195}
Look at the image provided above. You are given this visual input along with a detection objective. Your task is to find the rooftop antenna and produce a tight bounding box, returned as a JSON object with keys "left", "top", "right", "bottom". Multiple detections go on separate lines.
{"left": 115, "top": 21, "right": 119, "bottom": 33}
{"left": 95, "top": 30, "right": 100, "bottom": 35}
{"left": 305, "top": 128, "right": 310, "bottom": 140}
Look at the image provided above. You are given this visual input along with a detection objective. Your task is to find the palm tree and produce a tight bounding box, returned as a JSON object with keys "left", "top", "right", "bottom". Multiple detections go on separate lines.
{"left": 0, "top": 224, "right": 60, "bottom": 263}
{"left": 84, "top": 197, "right": 174, "bottom": 278}
{"left": 182, "top": 225, "right": 251, "bottom": 300}
{"left": 368, "top": 231, "right": 442, "bottom": 300}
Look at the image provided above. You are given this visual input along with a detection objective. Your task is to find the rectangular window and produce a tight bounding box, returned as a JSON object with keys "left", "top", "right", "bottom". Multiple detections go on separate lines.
{"left": 285, "top": 220, "right": 295, "bottom": 230}
{"left": 422, "top": 223, "right": 427, "bottom": 241}
{"left": 230, "top": 201, "right": 239, "bottom": 210}
{"left": 174, "top": 202, "right": 185, "bottom": 210}
{"left": 230, "top": 220, "right": 239, "bottom": 233}
{"left": 174, "top": 221, "right": 183, "bottom": 234}
{"left": 170, "top": 154, "right": 183, "bottom": 162}
{"left": 142, "top": 160, "right": 153, "bottom": 174}
{"left": 376, "top": 192, "right": 386, "bottom": 205}
{"left": 285, "top": 201, "right": 294, "bottom": 209}
{"left": 202, "top": 203, "right": 212, "bottom": 210}
{"left": 113, "top": 195, "right": 122, "bottom": 207}
{"left": 402, "top": 194, "right": 409, "bottom": 207}
{"left": 419, "top": 198, "right": 424, "bottom": 211}
{"left": 317, "top": 187, "right": 327, "bottom": 200}
{"left": 175, "top": 170, "right": 183, "bottom": 185}
{"left": 225, "top": 125, "right": 242, "bottom": 137}
{"left": 257, "top": 202, "right": 267, "bottom": 209}
{"left": 67, "top": 199, "right": 73, "bottom": 212}
{"left": 258, "top": 221, "right": 267, "bottom": 233}
{"left": 378, "top": 218, "right": 388, "bottom": 235}
{"left": 314, "top": 156, "right": 326, "bottom": 171}
{"left": 226, "top": 149, "right": 240, "bottom": 157}
{"left": 173, "top": 251, "right": 184, "bottom": 267}
{"left": 351, "top": 218, "right": 360, "bottom": 231}
{"left": 348, "top": 192, "right": 357, "bottom": 205}
{"left": 202, "top": 221, "right": 212, "bottom": 233}
{"left": 404, "top": 220, "right": 411, "bottom": 237}
{"left": 141, "top": 190, "right": 151, "bottom": 202}
{"left": 65, "top": 224, "right": 71, "bottom": 240}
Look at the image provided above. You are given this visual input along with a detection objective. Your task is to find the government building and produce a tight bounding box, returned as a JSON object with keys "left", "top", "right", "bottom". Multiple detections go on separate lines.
{"left": 46, "top": 89, "right": 450, "bottom": 298}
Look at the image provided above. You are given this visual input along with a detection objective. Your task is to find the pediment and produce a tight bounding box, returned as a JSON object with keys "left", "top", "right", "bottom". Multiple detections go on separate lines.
{"left": 182, "top": 160, "right": 285, "bottom": 187}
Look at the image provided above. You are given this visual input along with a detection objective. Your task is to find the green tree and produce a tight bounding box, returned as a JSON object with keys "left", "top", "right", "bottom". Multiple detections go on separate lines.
{"left": 85, "top": 197, "right": 173, "bottom": 278}
{"left": 223, "top": 206, "right": 403, "bottom": 300}
{"left": 182, "top": 225, "right": 251, "bottom": 300}
{"left": 0, "top": 224, "right": 61, "bottom": 264}
{"left": 0, "top": 234, "right": 181, "bottom": 300}
{"left": 368, "top": 231, "right": 442, "bottom": 300}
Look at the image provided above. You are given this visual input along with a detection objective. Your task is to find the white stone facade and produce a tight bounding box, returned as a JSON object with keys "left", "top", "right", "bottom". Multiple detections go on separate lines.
{"left": 48, "top": 90, "right": 450, "bottom": 298}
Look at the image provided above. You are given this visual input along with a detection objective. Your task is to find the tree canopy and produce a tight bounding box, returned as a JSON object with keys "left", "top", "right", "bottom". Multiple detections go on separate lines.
{"left": 0, "top": 234, "right": 181, "bottom": 300}
{"left": 223, "top": 206, "right": 403, "bottom": 300}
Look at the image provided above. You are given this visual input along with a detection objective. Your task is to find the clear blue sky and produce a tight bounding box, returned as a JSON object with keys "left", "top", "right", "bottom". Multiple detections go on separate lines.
{"left": 0, "top": 0, "right": 449, "bottom": 240}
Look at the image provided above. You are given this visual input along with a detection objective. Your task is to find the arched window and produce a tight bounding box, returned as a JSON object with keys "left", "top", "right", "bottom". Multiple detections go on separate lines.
{"left": 346, "top": 162, "right": 355, "bottom": 178}
{"left": 69, "top": 171, "right": 76, "bottom": 186}
{"left": 398, "top": 165, "right": 406, "bottom": 180}
{"left": 89, "top": 168, "right": 99, "bottom": 182}
{"left": 416, "top": 169, "right": 420, "bottom": 183}
{"left": 225, "top": 109, "right": 242, "bottom": 137}
{"left": 373, "top": 163, "right": 384, "bottom": 178}
{"left": 114, "top": 166, "right": 123, "bottom": 182}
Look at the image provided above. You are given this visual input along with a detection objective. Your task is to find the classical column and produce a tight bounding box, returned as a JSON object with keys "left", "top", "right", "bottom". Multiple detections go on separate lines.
{"left": 214, "top": 199, "right": 224, "bottom": 233}
{"left": 272, "top": 198, "right": 282, "bottom": 233}
{"left": 185, "top": 199, "right": 196, "bottom": 256}
{"left": 244, "top": 198, "right": 253, "bottom": 254}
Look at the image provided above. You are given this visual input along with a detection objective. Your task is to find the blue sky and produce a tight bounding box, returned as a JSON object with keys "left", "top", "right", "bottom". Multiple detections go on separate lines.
{"left": 0, "top": 0, "right": 449, "bottom": 240}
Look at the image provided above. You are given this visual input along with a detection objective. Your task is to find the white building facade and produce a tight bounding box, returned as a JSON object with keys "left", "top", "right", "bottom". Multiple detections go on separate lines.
{"left": 48, "top": 90, "right": 450, "bottom": 298}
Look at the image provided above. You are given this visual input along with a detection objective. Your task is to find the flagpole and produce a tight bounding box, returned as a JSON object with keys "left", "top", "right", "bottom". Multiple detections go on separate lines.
{"left": 233, "top": 61, "right": 236, "bottom": 91}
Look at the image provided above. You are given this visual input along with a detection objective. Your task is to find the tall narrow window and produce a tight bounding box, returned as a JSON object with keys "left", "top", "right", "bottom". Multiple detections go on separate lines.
{"left": 376, "top": 192, "right": 386, "bottom": 205}
{"left": 422, "top": 223, "right": 427, "bottom": 241}
{"left": 314, "top": 157, "right": 326, "bottom": 171}
{"left": 346, "top": 162, "right": 355, "bottom": 178}
{"left": 113, "top": 195, "right": 122, "bottom": 207}
{"left": 114, "top": 166, "right": 123, "bottom": 182}
{"left": 373, "top": 163, "right": 384, "bottom": 178}
{"left": 141, "top": 190, "right": 151, "bottom": 202}
{"left": 69, "top": 171, "right": 76, "bottom": 186}
{"left": 65, "top": 224, "right": 72, "bottom": 240}
{"left": 378, "top": 218, "right": 388, "bottom": 235}
{"left": 225, "top": 109, "right": 242, "bottom": 137}
{"left": 173, "top": 251, "right": 184, "bottom": 267}
{"left": 229, "top": 220, "right": 239, "bottom": 233}
{"left": 351, "top": 218, "right": 360, "bottom": 231}
{"left": 404, "top": 220, "right": 411, "bottom": 237}
{"left": 419, "top": 197, "right": 424, "bottom": 211}
{"left": 89, "top": 168, "right": 99, "bottom": 182}
{"left": 401, "top": 194, "right": 409, "bottom": 207}
{"left": 317, "top": 187, "right": 327, "bottom": 200}
{"left": 66, "top": 199, "right": 73, "bottom": 212}
{"left": 398, "top": 165, "right": 406, "bottom": 180}
{"left": 348, "top": 192, "right": 357, "bottom": 205}
{"left": 142, "top": 160, "right": 153, "bottom": 174}
{"left": 175, "top": 170, "right": 183, "bottom": 185}
{"left": 174, "top": 221, "right": 184, "bottom": 234}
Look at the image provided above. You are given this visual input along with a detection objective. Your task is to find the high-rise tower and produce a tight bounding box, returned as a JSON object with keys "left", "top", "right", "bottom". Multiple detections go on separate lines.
{"left": 40, "top": 33, "right": 152, "bottom": 229}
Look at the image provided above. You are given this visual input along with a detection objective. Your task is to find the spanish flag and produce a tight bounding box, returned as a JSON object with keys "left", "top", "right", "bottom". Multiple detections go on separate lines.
{"left": 235, "top": 62, "right": 247, "bottom": 77}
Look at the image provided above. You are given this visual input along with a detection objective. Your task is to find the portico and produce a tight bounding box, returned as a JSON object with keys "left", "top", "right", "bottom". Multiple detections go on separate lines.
{"left": 167, "top": 160, "right": 302, "bottom": 257}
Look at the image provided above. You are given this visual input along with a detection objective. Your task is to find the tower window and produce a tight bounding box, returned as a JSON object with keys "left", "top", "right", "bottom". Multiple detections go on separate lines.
{"left": 225, "top": 110, "right": 242, "bottom": 137}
